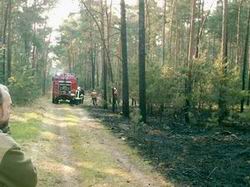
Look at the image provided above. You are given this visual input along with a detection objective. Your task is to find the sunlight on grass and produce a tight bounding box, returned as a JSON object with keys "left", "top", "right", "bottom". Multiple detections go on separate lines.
{"left": 104, "top": 168, "right": 131, "bottom": 179}
{"left": 65, "top": 114, "right": 79, "bottom": 122}
{"left": 41, "top": 131, "right": 58, "bottom": 141}
{"left": 66, "top": 126, "right": 141, "bottom": 186}
{"left": 68, "top": 118, "right": 172, "bottom": 187}
{"left": 76, "top": 161, "right": 131, "bottom": 179}
{"left": 11, "top": 109, "right": 41, "bottom": 123}
{"left": 38, "top": 159, "right": 75, "bottom": 187}
{"left": 10, "top": 109, "right": 43, "bottom": 143}
{"left": 42, "top": 112, "right": 58, "bottom": 120}
{"left": 40, "top": 160, "right": 76, "bottom": 175}
{"left": 23, "top": 112, "right": 41, "bottom": 120}
{"left": 11, "top": 119, "right": 41, "bottom": 142}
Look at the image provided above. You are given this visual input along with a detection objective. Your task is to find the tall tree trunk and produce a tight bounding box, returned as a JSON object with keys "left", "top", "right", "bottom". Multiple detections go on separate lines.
{"left": 185, "top": 0, "right": 196, "bottom": 124}
{"left": 139, "top": 0, "right": 146, "bottom": 123}
{"left": 105, "top": 0, "right": 114, "bottom": 84}
{"left": 218, "top": 0, "right": 229, "bottom": 124}
{"left": 121, "top": 0, "right": 129, "bottom": 117}
{"left": 96, "top": 48, "right": 100, "bottom": 88}
{"left": 241, "top": 8, "right": 250, "bottom": 110}
{"left": 195, "top": 0, "right": 203, "bottom": 58}
{"left": 168, "top": 0, "right": 176, "bottom": 62}
{"left": 101, "top": 0, "right": 108, "bottom": 109}
{"left": 174, "top": 27, "right": 179, "bottom": 66}
{"left": 88, "top": 16, "right": 96, "bottom": 90}
{"left": 236, "top": 0, "right": 244, "bottom": 65}
{"left": 68, "top": 47, "right": 72, "bottom": 73}
{"left": 42, "top": 35, "right": 50, "bottom": 96}
{"left": 162, "top": 0, "right": 167, "bottom": 65}
{"left": 2, "top": 1, "right": 10, "bottom": 84}
{"left": 31, "top": 44, "right": 36, "bottom": 73}
{"left": 91, "top": 47, "right": 96, "bottom": 90}
{"left": 31, "top": 0, "right": 37, "bottom": 75}
{"left": 212, "top": 32, "right": 216, "bottom": 59}
{"left": 188, "top": 0, "right": 196, "bottom": 65}
{"left": 0, "top": 1, "right": 4, "bottom": 38}
{"left": 145, "top": 0, "right": 151, "bottom": 63}
{"left": 7, "top": 0, "right": 12, "bottom": 81}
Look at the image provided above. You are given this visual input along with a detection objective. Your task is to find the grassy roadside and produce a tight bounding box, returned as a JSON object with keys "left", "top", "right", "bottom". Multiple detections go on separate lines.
{"left": 66, "top": 110, "right": 169, "bottom": 187}
{"left": 10, "top": 107, "right": 43, "bottom": 143}
{"left": 8, "top": 100, "right": 169, "bottom": 186}
{"left": 67, "top": 122, "right": 136, "bottom": 186}
{"left": 9, "top": 102, "right": 64, "bottom": 187}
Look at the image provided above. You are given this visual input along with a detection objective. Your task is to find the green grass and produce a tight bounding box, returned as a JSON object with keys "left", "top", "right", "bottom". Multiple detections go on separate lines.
{"left": 10, "top": 111, "right": 43, "bottom": 142}
{"left": 67, "top": 125, "right": 135, "bottom": 187}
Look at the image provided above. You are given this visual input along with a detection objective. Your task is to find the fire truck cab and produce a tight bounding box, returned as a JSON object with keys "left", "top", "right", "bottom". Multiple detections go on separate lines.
{"left": 52, "top": 73, "right": 79, "bottom": 104}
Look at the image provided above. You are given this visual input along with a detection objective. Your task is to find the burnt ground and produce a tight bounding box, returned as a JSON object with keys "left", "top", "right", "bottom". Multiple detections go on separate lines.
{"left": 86, "top": 105, "right": 250, "bottom": 187}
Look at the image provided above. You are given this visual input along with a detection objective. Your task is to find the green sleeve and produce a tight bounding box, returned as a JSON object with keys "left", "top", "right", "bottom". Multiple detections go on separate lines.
{"left": 0, "top": 145, "right": 37, "bottom": 187}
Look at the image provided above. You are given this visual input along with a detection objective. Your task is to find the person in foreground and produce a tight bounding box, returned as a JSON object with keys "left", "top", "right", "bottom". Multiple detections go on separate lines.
{"left": 0, "top": 84, "right": 37, "bottom": 187}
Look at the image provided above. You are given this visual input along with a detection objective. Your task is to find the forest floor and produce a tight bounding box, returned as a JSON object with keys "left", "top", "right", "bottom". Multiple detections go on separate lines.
{"left": 87, "top": 106, "right": 250, "bottom": 187}
{"left": 10, "top": 97, "right": 170, "bottom": 187}
{"left": 9, "top": 96, "right": 250, "bottom": 186}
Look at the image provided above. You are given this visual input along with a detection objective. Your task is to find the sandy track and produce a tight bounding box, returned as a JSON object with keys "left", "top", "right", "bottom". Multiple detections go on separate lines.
{"left": 29, "top": 102, "right": 170, "bottom": 187}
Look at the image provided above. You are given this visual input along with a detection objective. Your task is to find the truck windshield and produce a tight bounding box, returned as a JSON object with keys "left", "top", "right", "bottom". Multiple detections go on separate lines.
{"left": 59, "top": 83, "right": 71, "bottom": 94}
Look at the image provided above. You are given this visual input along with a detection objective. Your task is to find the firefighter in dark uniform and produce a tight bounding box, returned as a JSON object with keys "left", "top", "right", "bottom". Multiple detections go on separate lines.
{"left": 0, "top": 84, "right": 37, "bottom": 187}
{"left": 112, "top": 87, "right": 118, "bottom": 112}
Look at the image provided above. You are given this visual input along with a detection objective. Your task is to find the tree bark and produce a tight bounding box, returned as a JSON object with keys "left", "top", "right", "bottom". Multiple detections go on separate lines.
{"left": 139, "top": 0, "right": 146, "bottom": 123}
{"left": 162, "top": 0, "right": 167, "bottom": 65}
{"left": 145, "top": 0, "right": 152, "bottom": 63}
{"left": 2, "top": 1, "right": 10, "bottom": 84}
{"left": 7, "top": 0, "right": 12, "bottom": 81}
{"left": 42, "top": 33, "right": 50, "bottom": 96}
{"left": 195, "top": 0, "right": 203, "bottom": 58}
{"left": 91, "top": 46, "right": 96, "bottom": 90}
{"left": 121, "top": 0, "right": 129, "bottom": 117}
{"left": 218, "top": 0, "right": 229, "bottom": 124}
{"left": 236, "top": 0, "right": 244, "bottom": 65}
{"left": 168, "top": 0, "right": 176, "bottom": 62}
{"left": 101, "top": 0, "right": 108, "bottom": 108}
{"left": 241, "top": 8, "right": 250, "bottom": 110}
{"left": 105, "top": 0, "right": 114, "bottom": 84}
{"left": 185, "top": 0, "right": 196, "bottom": 124}
{"left": 96, "top": 46, "right": 100, "bottom": 88}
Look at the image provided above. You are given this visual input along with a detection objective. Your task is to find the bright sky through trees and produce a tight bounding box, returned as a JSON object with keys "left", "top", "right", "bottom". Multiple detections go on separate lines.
{"left": 47, "top": 0, "right": 216, "bottom": 43}
{"left": 48, "top": 0, "right": 216, "bottom": 29}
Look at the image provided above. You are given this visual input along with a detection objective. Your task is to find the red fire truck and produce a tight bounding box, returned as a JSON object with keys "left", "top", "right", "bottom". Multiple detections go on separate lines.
{"left": 52, "top": 73, "right": 80, "bottom": 104}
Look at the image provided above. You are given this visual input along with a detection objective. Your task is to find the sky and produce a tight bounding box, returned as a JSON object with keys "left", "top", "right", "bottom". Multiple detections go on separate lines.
{"left": 47, "top": 0, "right": 138, "bottom": 30}
{"left": 46, "top": 0, "right": 137, "bottom": 44}
{"left": 47, "top": 0, "right": 79, "bottom": 30}
{"left": 47, "top": 0, "right": 216, "bottom": 44}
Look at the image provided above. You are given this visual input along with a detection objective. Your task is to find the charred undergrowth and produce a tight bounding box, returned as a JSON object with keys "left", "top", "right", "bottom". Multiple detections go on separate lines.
{"left": 85, "top": 105, "right": 250, "bottom": 186}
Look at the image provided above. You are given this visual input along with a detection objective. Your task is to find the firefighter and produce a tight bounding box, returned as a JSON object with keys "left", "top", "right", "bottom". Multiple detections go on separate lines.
{"left": 91, "top": 89, "right": 97, "bottom": 106}
{"left": 0, "top": 84, "right": 37, "bottom": 187}
{"left": 112, "top": 87, "right": 118, "bottom": 112}
{"left": 79, "top": 87, "right": 85, "bottom": 103}
{"left": 76, "top": 87, "right": 85, "bottom": 104}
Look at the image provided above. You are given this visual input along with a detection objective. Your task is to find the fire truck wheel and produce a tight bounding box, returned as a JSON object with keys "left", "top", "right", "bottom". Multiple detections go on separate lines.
{"left": 70, "top": 99, "right": 75, "bottom": 105}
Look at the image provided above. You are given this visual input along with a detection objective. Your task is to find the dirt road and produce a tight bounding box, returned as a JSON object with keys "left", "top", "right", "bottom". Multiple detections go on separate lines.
{"left": 18, "top": 101, "right": 171, "bottom": 187}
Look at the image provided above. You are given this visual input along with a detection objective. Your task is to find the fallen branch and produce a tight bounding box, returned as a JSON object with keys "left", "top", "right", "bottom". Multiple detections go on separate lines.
{"left": 207, "top": 167, "right": 217, "bottom": 179}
